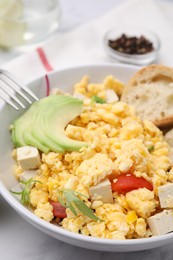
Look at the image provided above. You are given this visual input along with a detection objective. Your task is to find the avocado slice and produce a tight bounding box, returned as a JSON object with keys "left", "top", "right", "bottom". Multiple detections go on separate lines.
{"left": 11, "top": 95, "right": 87, "bottom": 153}
{"left": 24, "top": 130, "right": 50, "bottom": 154}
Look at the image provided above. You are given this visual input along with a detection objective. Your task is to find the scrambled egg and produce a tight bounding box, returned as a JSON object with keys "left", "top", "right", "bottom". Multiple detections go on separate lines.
{"left": 14, "top": 75, "right": 173, "bottom": 239}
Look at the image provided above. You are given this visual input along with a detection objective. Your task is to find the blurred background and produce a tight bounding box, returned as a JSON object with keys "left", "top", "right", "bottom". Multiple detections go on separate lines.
{"left": 0, "top": 0, "right": 173, "bottom": 66}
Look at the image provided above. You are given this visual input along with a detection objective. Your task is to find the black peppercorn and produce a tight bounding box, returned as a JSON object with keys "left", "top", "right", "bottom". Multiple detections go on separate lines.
{"left": 108, "top": 34, "right": 154, "bottom": 55}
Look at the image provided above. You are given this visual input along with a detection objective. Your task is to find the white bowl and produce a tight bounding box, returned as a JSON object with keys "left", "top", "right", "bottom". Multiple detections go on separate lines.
{"left": 1, "top": 64, "right": 173, "bottom": 252}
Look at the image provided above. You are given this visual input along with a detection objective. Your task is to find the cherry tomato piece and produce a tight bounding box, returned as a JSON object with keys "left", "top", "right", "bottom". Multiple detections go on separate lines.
{"left": 50, "top": 201, "right": 67, "bottom": 218}
{"left": 111, "top": 173, "right": 153, "bottom": 193}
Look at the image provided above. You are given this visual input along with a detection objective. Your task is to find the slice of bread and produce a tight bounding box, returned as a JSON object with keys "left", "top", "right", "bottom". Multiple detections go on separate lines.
{"left": 164, "top": 128, "right": 173, "bottom": 147}
{"left": 164, "top": 128, "right": 173, "bottom": 165}
{"left": 121, "top": 64, "right": 173, "bottom": 127}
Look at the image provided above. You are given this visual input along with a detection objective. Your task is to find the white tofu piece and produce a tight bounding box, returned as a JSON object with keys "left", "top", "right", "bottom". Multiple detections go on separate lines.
{"left": 20, "top": 170, "right": 37, "bottom": 182}
{"left": 158, "top": 183, "right": 173, "bottom": 208}
{"left": 50, "top": 88, "right": 64, "bottom": 95}
{"left": 105, "top": 89, "right": 119, "bottom": 103}
{"left": 147, "top": 210, "right": 173, "bottom": 235}
{"left": 19, "top": 170, "right": 37, "bottom": 188}
{"left": 73, "top": 92, "right": 87, "bottom": 100}
{"left": 89, "top": 178, "right": 113, "bottom": 204}
{"left": 17, "top": 146, "right": 41, "bottom": 170}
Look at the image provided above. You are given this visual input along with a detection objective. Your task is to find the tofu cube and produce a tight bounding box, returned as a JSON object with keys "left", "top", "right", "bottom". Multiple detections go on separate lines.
{"left": 158, "top": 183, "right": 173, "bottom": 208}
{"left": 50, "top": 88, "right": 64, "bottom": 95}
{"left": 147, "top": 210, "right": 173, "bottom": 235}
{"left": 17, "top": 146, "right": 41, "bottom": 170}
{"left": 105, "top": 89, "right": 119, "bottom": 103}
{"left": 73, "top": 92, "right": 87, "bottom": 100}
{"left": 19, "top": 170, "right": 37, "bottom": 188}
{"left": 89, "top": 178, "right": 113, "bottom": 204}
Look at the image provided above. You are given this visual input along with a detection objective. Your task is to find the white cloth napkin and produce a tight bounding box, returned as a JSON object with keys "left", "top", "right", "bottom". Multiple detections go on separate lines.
{"left": 3, "top": 0, "right": 173, "bottom": 84}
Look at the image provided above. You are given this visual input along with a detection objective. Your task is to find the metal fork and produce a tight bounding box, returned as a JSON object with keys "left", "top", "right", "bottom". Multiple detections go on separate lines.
{"left": 0, "top": 70, "right": 39, "bottom": 111}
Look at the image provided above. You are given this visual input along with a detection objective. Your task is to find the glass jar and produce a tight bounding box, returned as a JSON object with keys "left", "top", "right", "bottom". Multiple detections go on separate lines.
{"left": 0, "top": 0, "right": 60, "bottom": 48}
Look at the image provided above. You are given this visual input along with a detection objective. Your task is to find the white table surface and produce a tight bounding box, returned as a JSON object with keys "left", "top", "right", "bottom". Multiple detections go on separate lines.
{"left": 1, "top": 0, "right": 173, "bottom": 259}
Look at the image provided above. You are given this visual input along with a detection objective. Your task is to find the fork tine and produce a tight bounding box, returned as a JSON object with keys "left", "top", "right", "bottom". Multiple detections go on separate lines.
{"left": 0, "top": 74, "right": 32, "bottom": 104}
{"left": 18, "top": 84, "right": 39, "bottom": 101}
{"left": 0, "top": 83, "right": 26, "bottom": 109}
{"left": 0, "top": 70, "right": 39, "bottom": 101}
{"left": 0, "top": 89, "right": 19, "bottom": 110}
{"left": 0, "top": 69, "right": 39, "bottom": 110}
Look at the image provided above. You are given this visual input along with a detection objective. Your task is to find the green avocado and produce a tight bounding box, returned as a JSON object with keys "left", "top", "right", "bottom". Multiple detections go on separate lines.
{"left": 11, "top": 95, "right": 87, "bottom": 153}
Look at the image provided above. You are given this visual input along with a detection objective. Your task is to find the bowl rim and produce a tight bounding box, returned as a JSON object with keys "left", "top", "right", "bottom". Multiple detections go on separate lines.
{"left": 1, "top": 179, "right": 173, "bottom": 246}
{"left": 0, "top": 63, "right": 173, "bottom": 247}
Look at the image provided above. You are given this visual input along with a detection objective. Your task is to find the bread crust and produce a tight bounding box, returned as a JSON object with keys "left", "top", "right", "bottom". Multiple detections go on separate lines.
{"left": 121, "top": 64, "right": 173, "bottom": 127}
{"left": 128, "top": 64, "right": 173, "bottom": 86}
{"left": 153, "top": 116, "right": 173, "bottom": 127}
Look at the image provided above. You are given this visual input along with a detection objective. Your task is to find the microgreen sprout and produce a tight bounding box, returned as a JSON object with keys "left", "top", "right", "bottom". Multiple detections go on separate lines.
{"left": 148, "top": 145, "right": 154, "bottom": 152}
{"left": 91, "top": 95, "right": 106, "bottom": 104}
{"left": 10, "top": 179, "right": 42, "bottom": 205}
{"left": 58, "top": 189, "right": 103, "bottom": 222}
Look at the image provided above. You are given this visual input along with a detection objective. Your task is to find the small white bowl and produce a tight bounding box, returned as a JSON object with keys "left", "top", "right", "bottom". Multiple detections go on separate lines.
{"left": 1, "top": 64, "right": 173, "bottom": 252}
{"left": 104, "top": 27, "right": 160, "bottom": 65}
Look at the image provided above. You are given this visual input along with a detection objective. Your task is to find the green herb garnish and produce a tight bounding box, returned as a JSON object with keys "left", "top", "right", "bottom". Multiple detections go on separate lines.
{"left": 10, "top": 179, "right": 41, "bottom": 205}
{"left": 91, "top": 95, "right": 106, "bottom": 104}
{"left": 148, "top": 145, "right": 154, "bottom": 152}
{"left": 58, "top": 189, "right": 102, "bottom": 222}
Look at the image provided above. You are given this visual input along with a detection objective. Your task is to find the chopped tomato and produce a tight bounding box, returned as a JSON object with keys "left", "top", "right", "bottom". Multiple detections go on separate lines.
{"left": 50, "top": 201, "right": 67, "bottom": 218}
{"left": 111, "top": 173, "right": 153, "bottom": 193}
